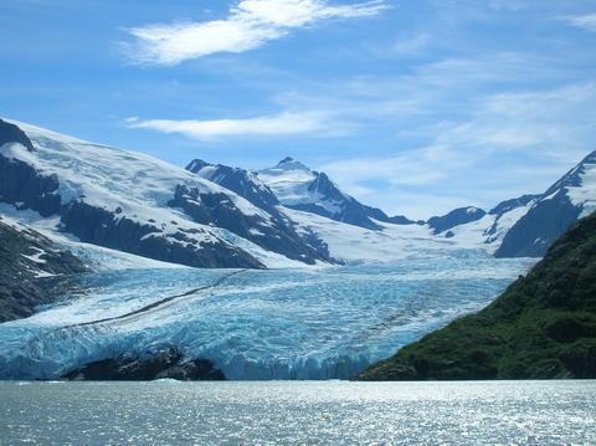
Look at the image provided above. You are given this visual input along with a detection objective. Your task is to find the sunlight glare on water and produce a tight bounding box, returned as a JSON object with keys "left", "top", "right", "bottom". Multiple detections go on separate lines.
{"left": 1, "top": 380, "right": 594, "bottom": 445}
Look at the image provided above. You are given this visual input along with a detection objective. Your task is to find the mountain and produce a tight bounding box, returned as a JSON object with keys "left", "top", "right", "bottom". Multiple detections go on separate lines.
{"left": 358, "top": 213, "right": 596, "bottom": 380}
{"left": 256, "top": 157, "right": 415, "bottom": 230}
{"left": 2, "top": 117, "right": 594, "bottom": 268}
{"left": 427, "top": 206, "right": 486, "bottom": 235}
{"left": 0, "top": 119, "right": 333, "bottom": 268}
{"left": 186, "top": 159, "right": 280, "bottom": 213}
{"left": 186, "top": 159, "right": 330, "bottom": 261}
{"left": 495, "top": 151, "right": 596, "bottom": 258}
{"left": 435, "top": 151, "right": 595, "bottom": 257}
{"left": 0, "top": 215, "right": 88, "bottom": 322}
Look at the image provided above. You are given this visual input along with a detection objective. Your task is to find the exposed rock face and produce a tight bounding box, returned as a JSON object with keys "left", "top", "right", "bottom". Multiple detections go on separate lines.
{"left": 61, "top": 200, "right": 263, "bottom": 269}
{"left": 0, "top": 216, "right": 89, "bottom": 322}
{"left": 363, "top": 206, "right": 418, "bottom": 225}
{"left": 64, "top": 348, "right": 225, "bottom": 381}
{"left": 186, "top": 159, "right": 280, "bottom": 214}
{"left": 494, "top": 192, "right": 582, "bottom": 257}
{"left": 427, "top": 207, "right": 487, "bottom": 235}
{"left": 169, "top": 184, "right": 331, "bottom": 264}
{"left": 0, "top": 119, "right": 35, "bottom": 152}
{"left": 358, "top": 213, "right": 596, "bottom": 381}
{"left": 0, "top": 156, "right": 62, "bottom": 217}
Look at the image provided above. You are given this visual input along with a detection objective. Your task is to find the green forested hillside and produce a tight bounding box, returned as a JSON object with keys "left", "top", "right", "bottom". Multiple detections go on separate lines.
{"left": 359, "top": 213, "right": 596, "bottom": 380}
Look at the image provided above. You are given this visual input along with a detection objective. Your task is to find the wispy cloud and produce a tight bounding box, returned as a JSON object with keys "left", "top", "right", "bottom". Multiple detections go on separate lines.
{"left": 560, "top": 13, "right": 596, "bottom": 32}
{"left": 125, "top": 111, "right": 341, "bottom": 140}
{"left": 123, "top": 0, "right": 388, "bottom": 65}
{"left": 315, "top": 80, "right": 596, "bottom": 218}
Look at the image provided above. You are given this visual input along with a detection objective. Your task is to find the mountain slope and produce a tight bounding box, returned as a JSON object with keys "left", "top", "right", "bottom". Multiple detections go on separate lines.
{"left": 495, "top": 150, "right": 596, "bottom": 258}
{"left": 0, "top": 119, "right": 331, "bottom": 268}
{"left": 186, "top": 159, "right": 331, "bottom": 261}
{"left": 437, "top": 151, "right": 595, "bottom": 257}
{"left": 427, "top": 206, "right": 487, "bottom": 235}
{"left": 256, "top": 157, "right": 414, "bottom": 230}
{"left": 358, "top": 213, "right": 596, "bottom": 380}
{"left": 0, "top": 215, "right": 88, "bottom": 322}
{"left": 187, "top": 159, "right": 280, "bottom": 213}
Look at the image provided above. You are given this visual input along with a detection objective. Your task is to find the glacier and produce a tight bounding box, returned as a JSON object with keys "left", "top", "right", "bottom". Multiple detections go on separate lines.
{"left": 0, "top": 249, "right": 535, "bottom": 380}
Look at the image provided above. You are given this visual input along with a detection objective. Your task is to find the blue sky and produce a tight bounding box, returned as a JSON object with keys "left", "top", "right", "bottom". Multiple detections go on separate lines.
{"left": 1, "top": 0, "right": 596, "bottom": 219}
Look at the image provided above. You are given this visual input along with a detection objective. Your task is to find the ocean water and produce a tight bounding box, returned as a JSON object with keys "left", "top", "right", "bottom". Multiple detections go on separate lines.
{"left": 1, "top": 381, "right": 594, "bottom": 445}
{"left": 0, "top": 253, "right": 536, "bottom": 380}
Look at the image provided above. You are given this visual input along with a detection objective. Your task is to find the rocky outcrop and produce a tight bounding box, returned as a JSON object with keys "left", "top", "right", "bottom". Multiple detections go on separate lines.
{"left": 489, "top": 194, "right": 539, "bottom": 216}
{"left": 0, "top": 119, "right": 35, "bottom": 152}
{"left": 64, "top": 348, "right": 225, "bottom": 381}
{"left": 0, "top": 216, "right": 89, "bottom": 322}
{"left": 0, "top": 156, "right": 62, "bottom": 217}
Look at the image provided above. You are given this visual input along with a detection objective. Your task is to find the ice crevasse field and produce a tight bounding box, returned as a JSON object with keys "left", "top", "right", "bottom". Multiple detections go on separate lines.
{"left": 0, "top": 244, "right": 535, "bottom": 380}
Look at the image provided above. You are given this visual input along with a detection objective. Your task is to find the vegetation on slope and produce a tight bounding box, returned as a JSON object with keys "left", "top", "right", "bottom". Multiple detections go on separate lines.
{"left": 359, "top": 213, "right": 596, "bottom": 380}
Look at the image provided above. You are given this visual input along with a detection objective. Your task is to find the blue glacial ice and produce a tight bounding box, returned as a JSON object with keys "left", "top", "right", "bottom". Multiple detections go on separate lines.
{"left": 0, "top": 251, "right": 536, "bottom": 380}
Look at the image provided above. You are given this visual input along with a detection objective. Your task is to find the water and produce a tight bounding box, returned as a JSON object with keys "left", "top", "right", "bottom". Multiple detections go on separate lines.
{"left": 1, "top": 381, "right": 594, "bottom": 445}
{"left": 0, "top": 254, "right": 535, "bottom": 380}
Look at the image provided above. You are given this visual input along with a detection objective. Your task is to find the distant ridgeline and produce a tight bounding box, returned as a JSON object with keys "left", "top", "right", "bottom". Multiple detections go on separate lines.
{"left": 0, "top": 117, "right": 594, "bottom": 270}
{"left": 358, "top": 212, "right": 596, "bottom": 380}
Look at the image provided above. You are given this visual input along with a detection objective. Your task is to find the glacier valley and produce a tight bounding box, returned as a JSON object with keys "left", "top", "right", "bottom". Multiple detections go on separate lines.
{"left": 0, "top": 249, "right": 535, "bottom": 380}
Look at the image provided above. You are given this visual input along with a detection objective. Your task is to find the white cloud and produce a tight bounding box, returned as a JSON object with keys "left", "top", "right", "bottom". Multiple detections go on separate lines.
{"left": 126, "top": 111, "right": 338, "bottom": 140}
{"left": 124, "top": 0, "right": 388, "bottom": 65}
{"left": 561, "top": 13, "right": 596, "bottom": 32}
{"left": 314, "top": 81, "right": 596, "bottom": 219}
{"left": 321, "top": 145, "right": 462, "bottom": 189}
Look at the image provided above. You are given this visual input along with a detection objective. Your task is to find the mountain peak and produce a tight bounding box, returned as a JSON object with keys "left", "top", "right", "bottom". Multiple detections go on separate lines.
{"left": 186, "top": 159, "right": 210, "bottom": 173}
{"left": 0, "top": 119, "right": 35, "bottom": 152}
{"left": 275, "top": 157, "right": 310, "bottom": 171}
{"left": 583, "top": 149, "right": 596, "bottom": 164}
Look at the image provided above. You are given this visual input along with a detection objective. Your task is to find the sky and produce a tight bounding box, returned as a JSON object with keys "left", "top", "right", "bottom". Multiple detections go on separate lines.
{"left": 1, "top": 0, "right": 596, "bottom": 219}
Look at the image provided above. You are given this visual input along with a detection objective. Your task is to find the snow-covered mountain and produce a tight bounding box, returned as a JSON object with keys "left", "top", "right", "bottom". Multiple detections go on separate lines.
{"left": 1, "top": 117, "right": 594, "bottom": 270}
{"left": 187, "top": 159, "right": 280, "bottom": 214}
{"left": 256, "top": 157, "right": 415, "bottom": 230}
{"left": 427, "top": 206, "right": 487, "bottom": 235}
{"left": 0, "top": 119, "right": 331, "bottom": 268}
{"left": 495, "top": 150, "right": 596, "bottom": 257}
{"left": 186, "top": 158, "right": 331, "bottom": 262}
{"left": 435, "top": 151, "right": 596, "bottom": 257}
